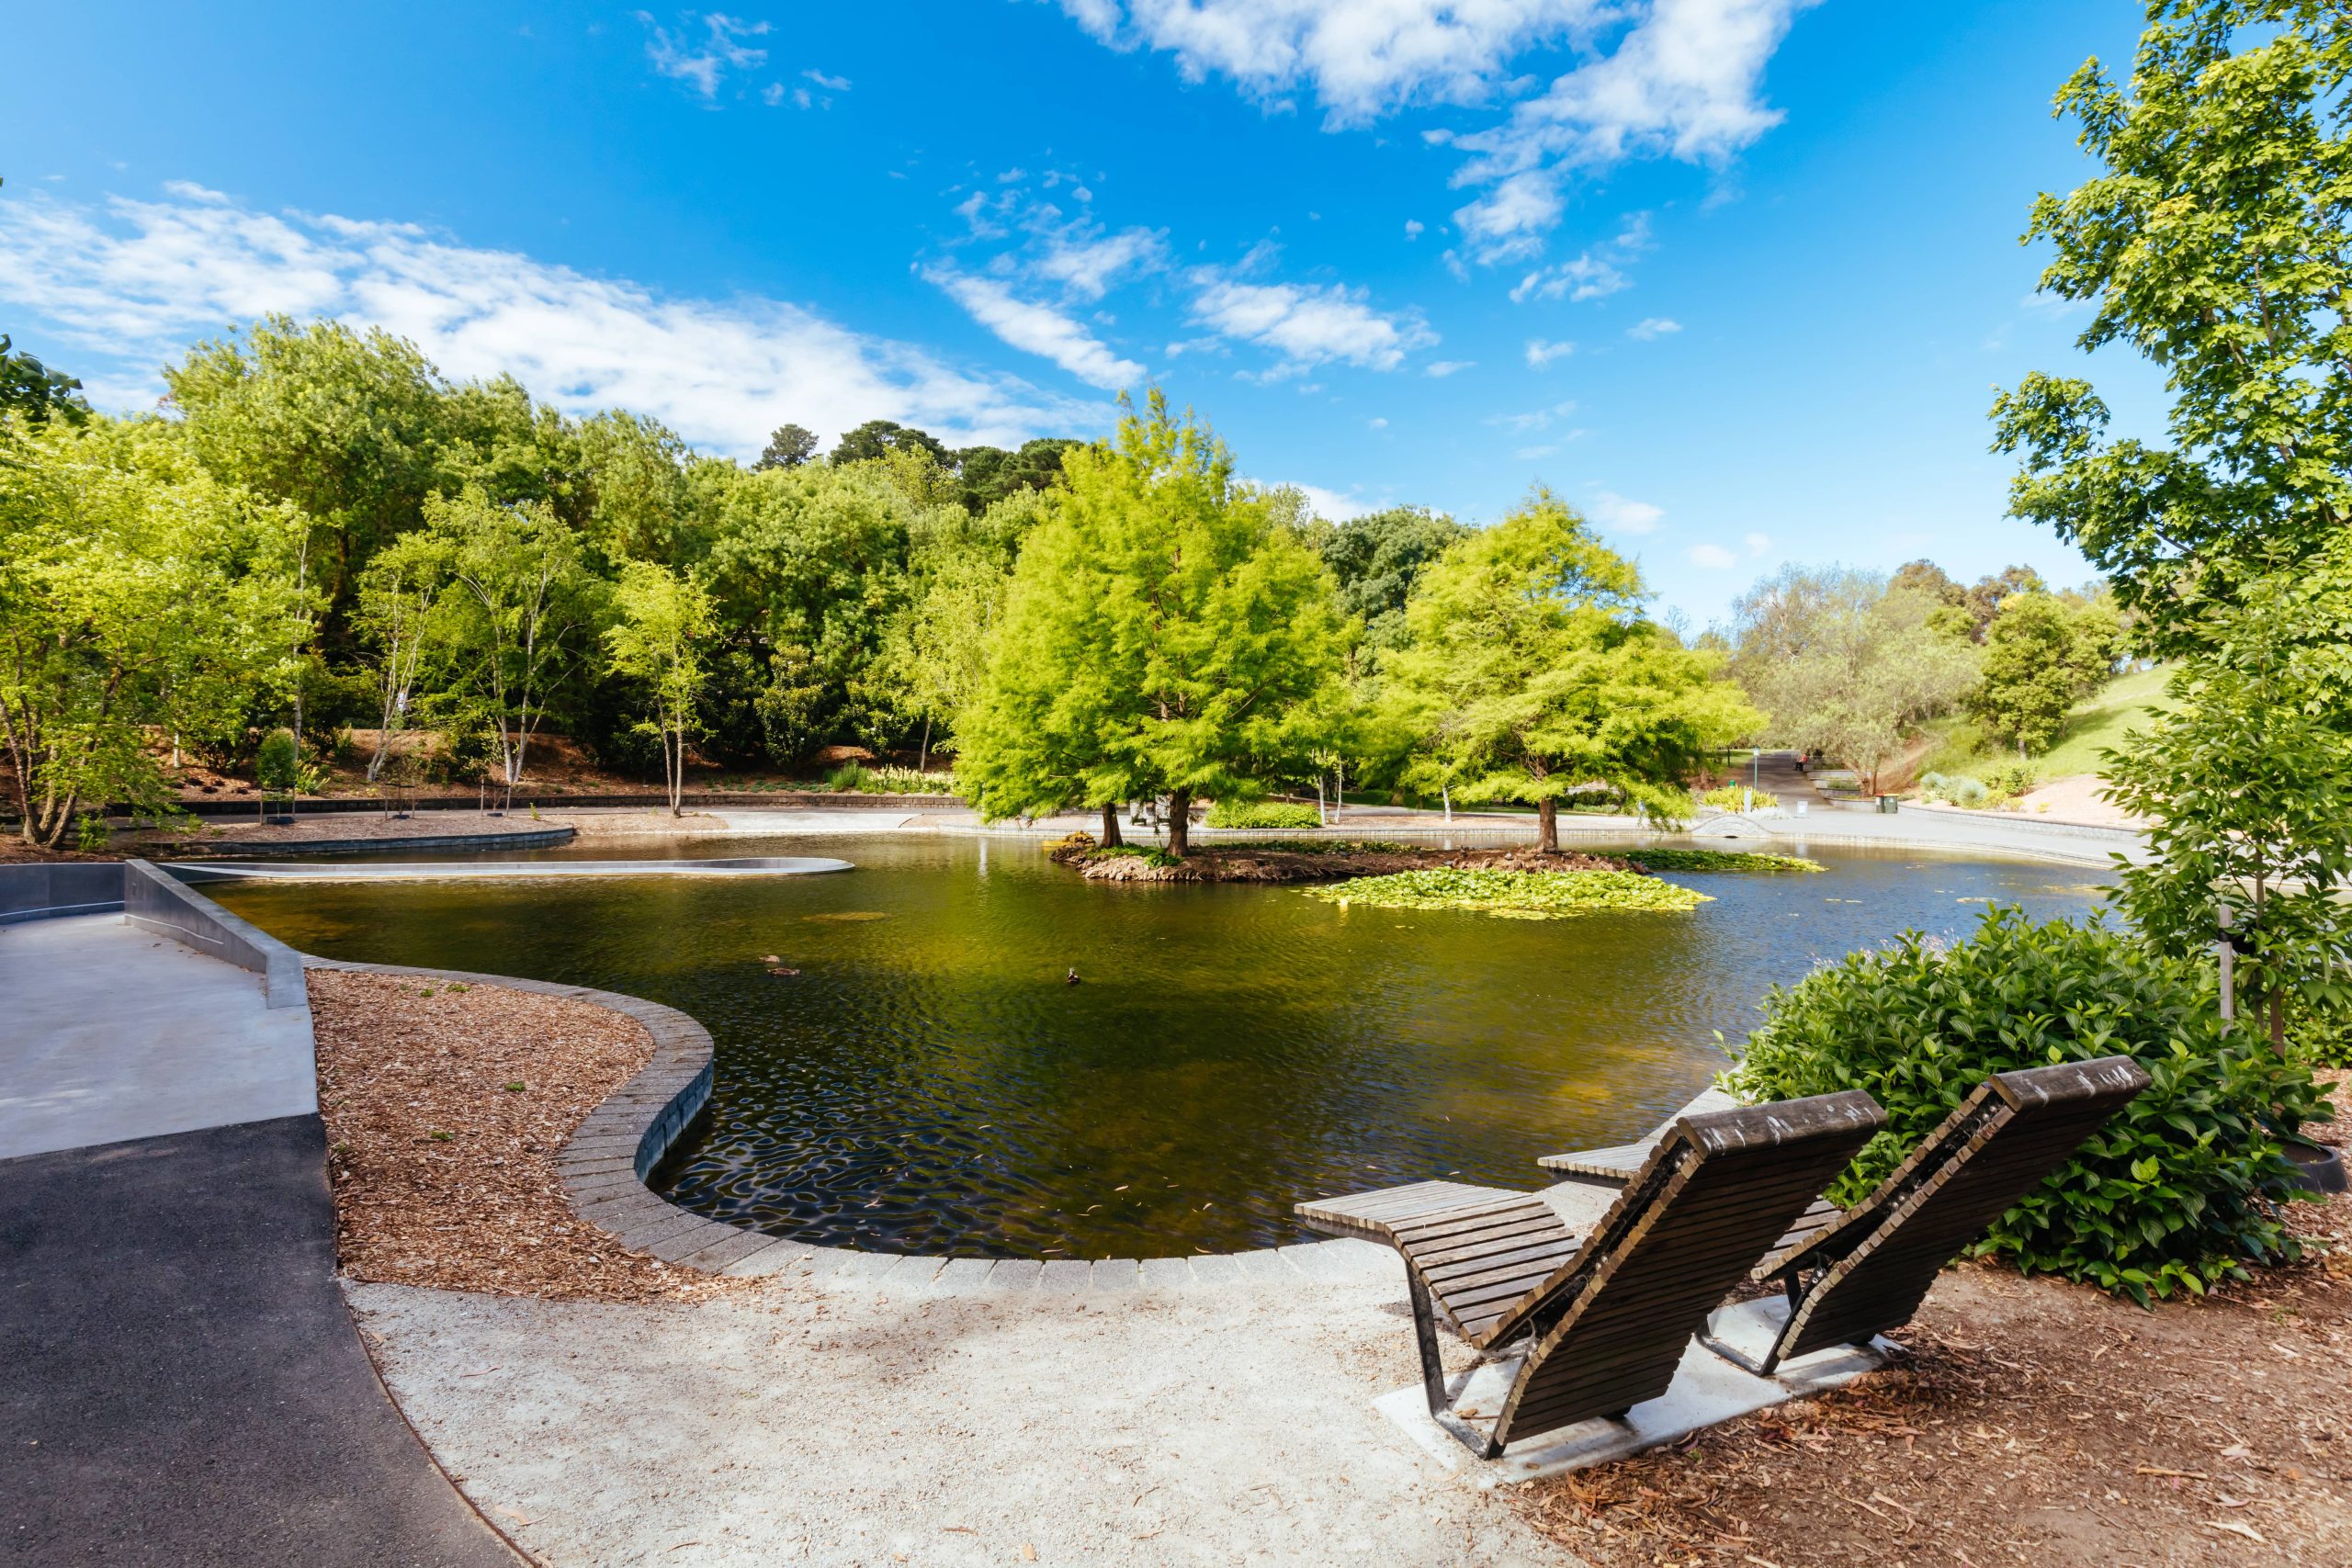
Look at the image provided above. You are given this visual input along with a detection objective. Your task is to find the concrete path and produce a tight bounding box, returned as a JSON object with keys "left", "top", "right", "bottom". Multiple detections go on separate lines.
{"left": 0, "top": 914, "right": 315, "bottom": 1161}
{"left": 348, "top": 1259, "right": 1578, "bottom": 1567}
{"left": 0, "top": 911, "right": 516, "bottom": 1566}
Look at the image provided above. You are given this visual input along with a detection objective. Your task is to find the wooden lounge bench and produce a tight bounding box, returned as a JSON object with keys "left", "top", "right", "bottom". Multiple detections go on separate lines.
{"left": 1700, "top": 1055, "right": 2150, "bottom": 1379}
{"left": 1536, "top": 1087, "right": 1740, "bottom": 1186}
{"left": 1385, "top": 1092, "right": 1885, "bottom": 1458}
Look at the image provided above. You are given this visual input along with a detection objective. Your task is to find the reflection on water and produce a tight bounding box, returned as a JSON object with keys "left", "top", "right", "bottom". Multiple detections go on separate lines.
{"left": 209, "top": 833, "right": 2111, "bottom": 1258}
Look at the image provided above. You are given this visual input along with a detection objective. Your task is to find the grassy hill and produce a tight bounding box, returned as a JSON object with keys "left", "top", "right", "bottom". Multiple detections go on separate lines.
{"left": 1919, "top": 664, "right": 2177, "bottom": 784}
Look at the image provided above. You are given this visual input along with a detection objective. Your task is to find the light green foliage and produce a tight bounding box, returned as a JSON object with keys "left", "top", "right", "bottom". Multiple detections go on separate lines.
{"left": 1916, "top": 771, "right": 1990, "bottom": 807}
{"left": 1726, "top": 908, "right": 2328, "bottom": 1303}
{"left": 1385, "top": 490, "right": 1760, "bottom": 851}
{"left": 605, "top": 560, "right": 714, "bottom": 813}
{"left": 423, "top": 487, "right": 598, "bottom": 795}
{"left": 872, "top": 488, "right": 1047, "bottom": 767}
{"left": 1310, "top": 867, "right": 1711, "bottom": 919}
{"left": 2105, "top": 546, "right": 2352, "bottom": 1049}
{"left": 1921, "top": 662, "right": 2175, "bottom": 782}
{"left": 1991, "top": 2, "right": 2352, "bottom": 655}
{"left": 577, "top": 412, "right": 698, "bottom": 565}
{"left": 1729, "top": 566, "right": 1979, "bottom": 791}
{"left": 0, "top": 416, "right": 310, "bottom": 844}
{"left": 821, "top": 763, "right": 953, "bottom": 794}
{"left": 1205, "top": 799, "right": 1321, "bottom": 829}
{"left": 1625, "top": 848, "right": 1821, "bottom": 874}
{"left": 1698, "top": 784, "right": 1779, "bottom": 813}
{"left": 956, "top": 391, "right": 1349, "bottom": 853}
{"left": 1968, "top": 592, "right": 2119, "bottom": 753}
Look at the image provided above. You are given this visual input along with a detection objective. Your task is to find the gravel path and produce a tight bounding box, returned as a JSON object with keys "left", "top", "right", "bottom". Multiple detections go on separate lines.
{"left": 349, "top": 1269, "right": 1578, "bottom": 1567}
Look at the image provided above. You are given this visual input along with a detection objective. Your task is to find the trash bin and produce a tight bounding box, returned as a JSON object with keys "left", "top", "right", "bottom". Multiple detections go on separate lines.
{"left": 1876, "top": 795, "right": 1899, "bottom": 815}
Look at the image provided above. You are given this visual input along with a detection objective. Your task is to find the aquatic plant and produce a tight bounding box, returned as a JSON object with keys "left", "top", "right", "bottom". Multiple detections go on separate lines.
{"left": 1308, "top": 867, "right": 1710, "bottom": 919}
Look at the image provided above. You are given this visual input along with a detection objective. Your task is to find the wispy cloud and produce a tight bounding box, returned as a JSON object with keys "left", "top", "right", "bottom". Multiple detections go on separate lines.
{"left": 924, "top": 265, "right": 1144, "bottom": 389}
{"left": 1055, "top": 3, "right": 1813, "bottom": 265}
{"left": 1627, "top": 315, "right": 1681, "bottom": 339}
{"left": 1491, "top": 399, "right": 1578, "bottom": 434}
{"left": 1423, "top": 358, "right": 1475, "bottom": 378}
{"left": 637, "top": 10, "right": 769, "bottom": 99}
{"left": 1524, "top": 337, "right": 1575, "bottom": 368}
{"left": 1403, "top": 219, "right": 1425, "bottom": 240}
{"left": 1589, "top": 490, "right": 1665, "bottom": 533}
{"left": 1508, "top": 211, "right": 1650, "bottom": 304}
{"left": 1188, "top": 272, "right": 1436, "bottom": 376}
{"left": 0, "top": 184, "right": 1102, "bottom": 454}
{"left": 1686, "top": 542, "right": 1737, "bottom": 569}
{"left": 803, "top": 68, "right": 851, "bottom": 91}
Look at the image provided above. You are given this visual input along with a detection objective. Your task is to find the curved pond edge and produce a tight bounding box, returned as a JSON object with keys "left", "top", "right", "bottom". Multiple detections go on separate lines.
{"left": 172, "top": 855, "right": 855, "bottom": 883}
{"left": 306, "top": 956, "right": 1396, "bottom": 1293}
{"left": 159, "top": 824, "right": 579, "bottom": 860}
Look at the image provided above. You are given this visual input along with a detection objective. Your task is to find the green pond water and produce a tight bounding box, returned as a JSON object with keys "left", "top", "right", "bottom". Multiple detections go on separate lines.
{"left": 207, "top": 833, "right": 2114, "bottom": 1258}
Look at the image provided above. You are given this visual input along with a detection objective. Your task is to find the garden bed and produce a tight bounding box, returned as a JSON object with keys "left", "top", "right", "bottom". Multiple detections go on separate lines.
{"left": 307, "top": 969, "right": 733, "bottom": 1303}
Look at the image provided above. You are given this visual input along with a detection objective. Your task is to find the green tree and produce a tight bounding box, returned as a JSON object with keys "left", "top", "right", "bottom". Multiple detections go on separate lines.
{"left": 957, "top": 392, "right": 1349, "bottom": 853}
{"left": 1384, "top": 490, "right": 1760, "bottom": 852}
{"left": 354, "top": 528, "right": 453, "bottom": 783}
{"left": 0, "top": 417, "right": 308, "bottom": 845}
{"left": 0, "top": 333, "right": 89, "bottom": 426}
{"left": 1730, "top": 567, "right": 1979, "bottom": 792}
{"left": 755, "top": 423, "right": 819, "bottom": 470}
{"left": 423, "top": 488, "right": 597, "bottom": 801}
{"left": 605, "top": 560, "right": 715, "bottom": 814}
{"left": 1990, "top": 2, "right": 2352, "bottom": 654}
{"left": 1968, "top": 591, "right": 2116, "bottom": 753}
{"left": 953, "top": 437, "right": 1080, "bottom": 513}
{"left": 831, "top": 418, "right": 948, "bottom": 467}
{"left": 577, "top": 410, "right": 700, "bottom": 565}
{"left": 1308, "top": 504, "right": 1471, "bottom": 653}
{"left": 2106, "top": 545, "right": 2352, "bottom": 1050}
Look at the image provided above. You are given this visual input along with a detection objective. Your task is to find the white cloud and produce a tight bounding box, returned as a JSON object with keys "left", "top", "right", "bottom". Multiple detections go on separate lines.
{"left": 924, "top": 266, "right": 1144, "bottom": 389}
{"left": 1491, "top": 399, "right": 1578, "bottom": 434}
{"left": 1423, "top": 358, "right": 1475, "bottom": 377}
{"left": 763, "top": 83, "right": 786, "bottom": 106}
{"left": 1744, "top": 530, "right": 1771, "bottom": 556}
{"left": 803, "top": 68, "right": 852, "bottom": 91}
{"left": 1403, "top": 219, "right": 1425, "bottom": 240}
{"left": 1627, "top": 315, "right": 1681, "bottom": 338}
{"left": 1589, "top": 490, "right": 1665, "bottom": 533}
{"left": 1515, "top": 444, "right": 1558, "bottom": 460}
{"left": 1055, "top": 0, "right": 1600, "bottom": 127}
{"left": 1367, "top": 415, "right": 1388, "bottom": 429}
{"left": 1507, "top": 211, "right": 1650, "bottom": 301}
{"left": 1524, "top": 336, "right": 1575, "bottom": 368}
{"left": 638, "top": 10, "right": 769, "bottom": 99}
{"left": 1189, "top": 273, "right": 1435, "bottom": 373}
{"left": 1686, "top": 542, "right": 1738, "bottom": 570}
{"left": 1264, "top": 479, "right": 1374, "bottom": 521}
{"left": 1057, "top": 3, "right": 1812, "bottom": 262}
{"left": 1032, "top": 225, "right": 1167, "bottom": 300}
{"left": 0, "top": 185, "right": 1102, "bottom": 456}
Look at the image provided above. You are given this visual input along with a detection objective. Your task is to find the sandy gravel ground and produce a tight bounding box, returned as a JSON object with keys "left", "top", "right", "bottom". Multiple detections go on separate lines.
{"left": 1999, "top": 773, "right": 2146, "bottom": 829}
{"left": 348, "top": 1269, "right": 1578, "bottom": 1567}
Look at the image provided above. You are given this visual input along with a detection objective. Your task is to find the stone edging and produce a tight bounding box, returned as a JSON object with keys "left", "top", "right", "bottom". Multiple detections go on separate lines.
{"left": 170, "top": 825, "right": 578, "bottom": 859}
{"left": 306, "top": 957, "right": 1394, "bottom": 1295}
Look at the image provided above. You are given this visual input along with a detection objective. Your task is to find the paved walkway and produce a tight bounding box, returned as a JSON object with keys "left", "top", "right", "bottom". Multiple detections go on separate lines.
{"left": 0, "top": 912, "right": 515, "bottom": 1566}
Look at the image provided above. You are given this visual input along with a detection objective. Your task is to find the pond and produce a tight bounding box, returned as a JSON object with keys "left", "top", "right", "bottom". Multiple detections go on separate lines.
{"left": 207, "top": 832, "right": 2114, "bottom": 1259}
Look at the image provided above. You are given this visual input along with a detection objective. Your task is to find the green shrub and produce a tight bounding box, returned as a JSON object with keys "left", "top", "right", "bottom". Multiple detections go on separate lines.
{"left": 1724, "top": 908, "right": 2329, "bottom": 1304}
{"left": 823, "top": 763, "right": 955, "bottom": 795}
{"left": 74, "top": 814, "right": 109, "bottom": 853}
{"left": 1699, "top": 784, "right": 1780, "bottom": 813}
{"left": 255, "top": 728, "right": 300, "bottom": 794}
{"left": 1082, "top": 843, "right": 1182, "bottom": 868}
{"left": 1917, "top": 771, "right": 1988, "bottom": 807}
{"left": 1206, "top": 798, "right": 1321, "bottom": 829}
{"left": 1210, "top": 838, "right": 1416, "bottom": 855}
{"left": 1309, "top": 867, "right": 1710, "bottom": 919}
{"left": 1983, "top": 761, "right": 2034, "bottom": 798}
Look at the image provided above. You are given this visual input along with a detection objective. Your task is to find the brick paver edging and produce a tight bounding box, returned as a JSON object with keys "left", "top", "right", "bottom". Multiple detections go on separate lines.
{"left": 303, "top": 958, "right": 1396, "bottom": 1296}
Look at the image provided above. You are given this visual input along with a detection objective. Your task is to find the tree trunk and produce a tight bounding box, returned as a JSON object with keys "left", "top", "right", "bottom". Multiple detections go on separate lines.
{"left": 1333, "top": 761, "right": 1343, "bottom": 822}
{"left": 1166, "top": 786, "right": 1192, "bottom": 857}
{"left": 1537, "top": 796, "right": 1559, "bottom": 854}
{"left": 1442, "top": 783, "right": 1452, "bottom": 823}
{"left": 1100, "top": 801, "right": 1123, "bottom": 848}
{"left": 919, "top": 715, "right": 932, "bottom": 774}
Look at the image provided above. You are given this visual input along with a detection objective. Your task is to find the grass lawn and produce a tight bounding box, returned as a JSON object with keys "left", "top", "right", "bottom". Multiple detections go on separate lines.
{"left": 1921, "top": 663, "right": 2177, "bottom": 783}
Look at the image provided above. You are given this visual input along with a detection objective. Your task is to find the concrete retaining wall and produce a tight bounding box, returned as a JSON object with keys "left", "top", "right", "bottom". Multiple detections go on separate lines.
{"left": 0, "top": 863, "right": 127, "bottom": 926}
{"left": 123, "top": 861, "right": 310, "bottom": 1010}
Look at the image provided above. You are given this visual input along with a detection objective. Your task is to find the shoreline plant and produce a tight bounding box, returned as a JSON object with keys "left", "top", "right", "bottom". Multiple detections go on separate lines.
{"left": 1308, "top": 867, "right": 1711, "bottom": 919}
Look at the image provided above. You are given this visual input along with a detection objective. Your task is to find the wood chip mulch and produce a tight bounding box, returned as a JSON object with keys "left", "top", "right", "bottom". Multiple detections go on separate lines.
{"left": 1506, "top": 1077, "right": 2352, "bottom": 1567}
{"left": 307, "top": 969, "right": 735, "bottom": 1303}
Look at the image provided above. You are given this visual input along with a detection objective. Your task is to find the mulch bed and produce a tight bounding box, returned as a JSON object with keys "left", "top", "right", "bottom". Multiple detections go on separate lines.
{"left": 307, "top": 969, "right": 733, "bottom": 1303}
{"left": 1506, "top": 1069, "right": 2352, "bottom": 1567}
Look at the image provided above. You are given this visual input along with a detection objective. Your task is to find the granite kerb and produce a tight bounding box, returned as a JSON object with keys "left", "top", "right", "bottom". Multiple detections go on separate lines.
{"left": 302, "top": 956, "right": 1396, "bottom": 1296}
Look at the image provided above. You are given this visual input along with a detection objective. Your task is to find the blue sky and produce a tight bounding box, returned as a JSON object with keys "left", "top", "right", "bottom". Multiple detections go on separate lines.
{"left": 1, "top": 2, "right": 2163, "bottom": 626}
